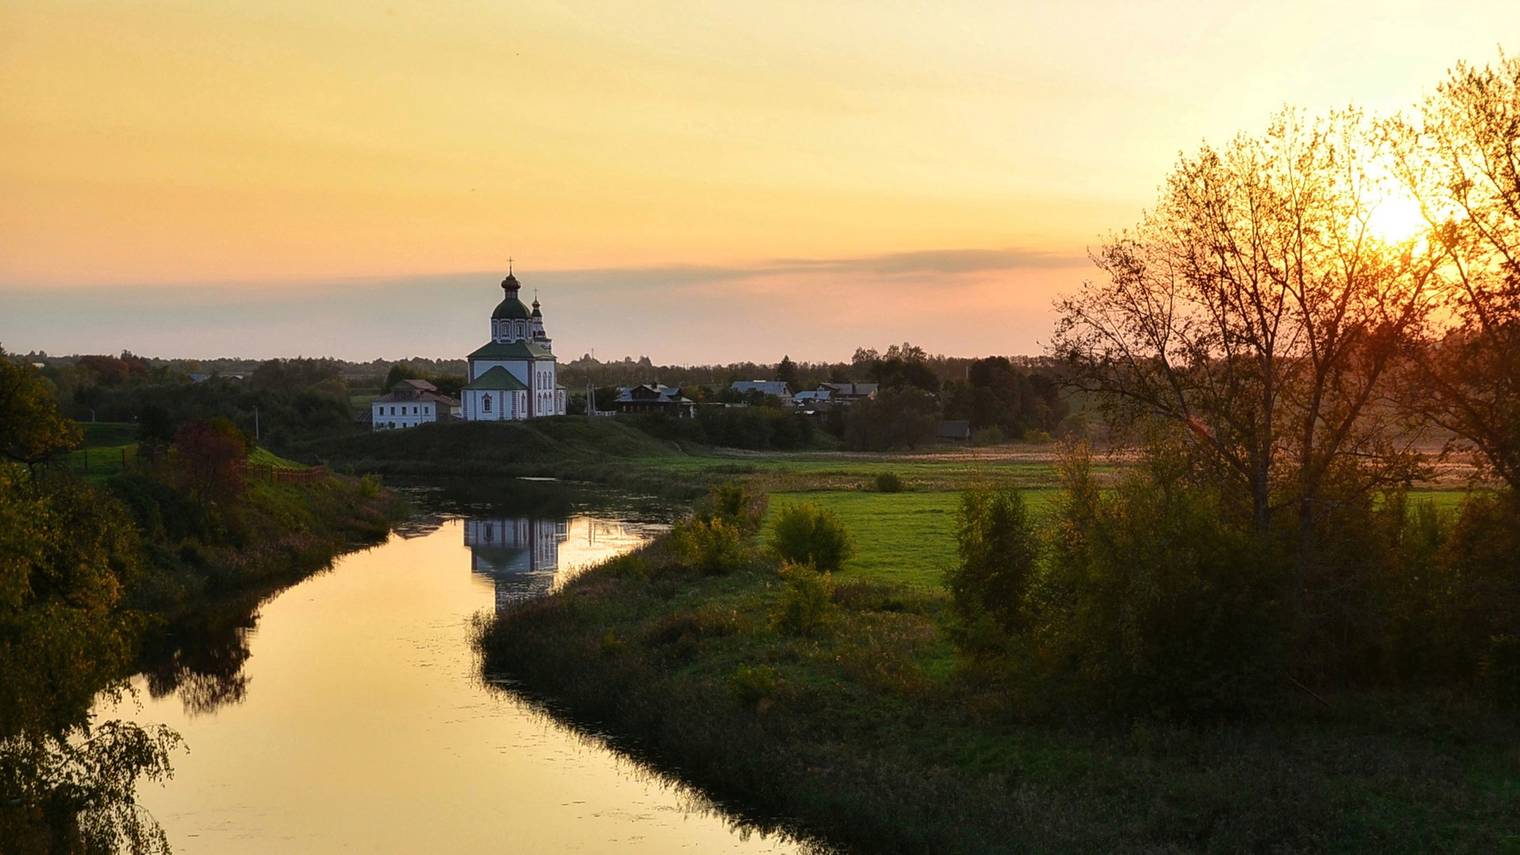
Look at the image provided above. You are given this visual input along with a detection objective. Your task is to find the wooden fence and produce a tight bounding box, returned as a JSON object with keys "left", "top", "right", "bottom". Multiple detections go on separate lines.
{"left": 242, "top": 462, "right": 330, "bottom": 484}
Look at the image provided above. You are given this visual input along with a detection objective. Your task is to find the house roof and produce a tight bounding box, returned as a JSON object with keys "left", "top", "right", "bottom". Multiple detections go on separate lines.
{"left": 374, "top": 390, "right": 459, "bottom": 406}
{"left": 463, "top": 366, "right": 528, "bottom": 391}
{"left": 397, "top": 378, "right": 437, "bottom": 392}
{"left": 731, "top": 380, "right": 793, "bottom": 397}
{"left": 821, "top": 382, "right": 878, "bottom": 397}
{"left": 468, "top": 340, "right": 555, "bottom": 360}
{"left": 615, "top": 384, "right": 692, "bottom": 404}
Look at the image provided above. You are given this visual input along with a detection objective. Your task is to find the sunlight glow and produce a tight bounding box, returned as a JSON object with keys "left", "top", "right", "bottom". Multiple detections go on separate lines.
{"left": 1366, "top": 195, "right": 1430, "bottom": 245}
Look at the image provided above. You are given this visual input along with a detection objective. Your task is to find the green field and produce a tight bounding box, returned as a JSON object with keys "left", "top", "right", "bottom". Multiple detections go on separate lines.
{"left": 764, "top": 489, "right": 1054, "bottom": 588}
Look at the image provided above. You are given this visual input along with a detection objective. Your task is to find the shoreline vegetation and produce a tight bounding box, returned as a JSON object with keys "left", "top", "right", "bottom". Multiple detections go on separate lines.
{"left": 2, "top": 403, "right": 408, "bottom": 852}
{"left": 461, "top": 427, "right": 1516, "bottom": 853}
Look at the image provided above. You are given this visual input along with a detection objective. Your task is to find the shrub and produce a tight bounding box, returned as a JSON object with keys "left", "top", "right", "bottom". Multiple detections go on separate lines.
{"left": 1023, "top": 454, "right": 1287, "bottom": 717}
{"left": 971, "top": 426, "right": 1006, "bottom": 446}
{"left": 873, "top": 472, "right": 905, "bottom": 493}
{"left": 358, "top": 474, "right": 382, "bottom": 498}
{"left": 946, "top": 487, "right": 1038, "bottom": 638}
{"left": 773, "top": 561, "right": 836, "bottom": 636}
{"left": 729, "top": 663, "right": 782, "bottom": 708}
{"left": 701, "top": 481, "right": 766, "bottom": 532}
{"left": 768, "top": 502, "right": 854, "bottom": 572}
{"left": 671, "top": 516, "right": 746, "bottom": 575}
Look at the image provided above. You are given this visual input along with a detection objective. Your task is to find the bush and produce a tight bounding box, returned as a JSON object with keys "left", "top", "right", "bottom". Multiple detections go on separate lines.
{"left": 729, "top": 664, "right": 782, "bottom": 708}
{"left": 671, "top": 516, "right": 746, "bottom": 575}
{"left": 700, "top": 481, "right": 767, "bottom": 532}
{"left": 768, "top": 502, "right": 854, "bottom": 573}
{"left": 946, "top": 488, "right": 1038, "bottom": 640}
{"left": 873, "top": 472, "right": 904, "bottom": 493}
{"left": 971, "top": 426, "right": 1006, "bottom": 446}
{"left": 1022, "top": 452, "right": 1287, "bottom": 717}
{"left": 773, "top": 561, "right": 836, "bottom": 636}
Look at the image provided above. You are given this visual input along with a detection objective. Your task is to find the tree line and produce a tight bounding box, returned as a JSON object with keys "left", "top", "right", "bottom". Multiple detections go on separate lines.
{"left": 949, "top": 51, "right": 1520, "bottom": 716}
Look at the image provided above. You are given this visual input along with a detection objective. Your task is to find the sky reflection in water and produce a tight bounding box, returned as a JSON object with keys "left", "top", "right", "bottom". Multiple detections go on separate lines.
{"left": 97, "top": 512, "right": 803, "bottom": 854}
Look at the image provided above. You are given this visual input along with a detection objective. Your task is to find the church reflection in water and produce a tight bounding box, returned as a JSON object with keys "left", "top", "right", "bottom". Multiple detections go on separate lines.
{"left": 464, "top": 517, "right": 569, "bottom": 610}
{"left": 463, "top": 515, "right": 661, "bottom": 612}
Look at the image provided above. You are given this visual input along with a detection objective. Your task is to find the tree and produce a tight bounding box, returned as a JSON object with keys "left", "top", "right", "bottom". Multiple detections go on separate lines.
{"left": 170, "top": 419, "right": 247, "bottom": 502}
{"left": 774, "top": 355, "right": 799, "bottom": 388}
{"left": 0, "top": 350, "right": 82, "bottom": 474}
{"left": 1386, "top": 53, "right": 1520, "bottom": 490}
{"left": 845, "top": 386, "right": 940, "bottom": 450}
{"left": 381, "top": 363, "right": 422, "bottom": 394}
{"left": 1052, "top": 109, "right": 1435, "bottom": 563}
{"left": 948, "top": 487, "right": 1038, "bottom": 636}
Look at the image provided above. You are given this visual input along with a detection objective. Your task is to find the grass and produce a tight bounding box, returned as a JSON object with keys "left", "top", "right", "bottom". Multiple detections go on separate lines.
{"left": 478, "top": 506, "right": 1520, "bottom": 853}
{"left": 248, "top": 446, "right": 309, "bottom": 469}
{"left": 60, "top": 421, "right": 140, "bottom": 482}
{"left": 471, "top": 439, "right": 1509, "bottom": 853}
{"left": 761, "top": 490, "right": 1039, "bottom": 588}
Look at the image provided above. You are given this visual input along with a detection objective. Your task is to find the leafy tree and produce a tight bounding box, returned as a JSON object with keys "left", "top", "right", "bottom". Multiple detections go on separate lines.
{"left": 0, "top": 350, "right": 82, "bottom": 474}
{"left": 1052, "top": 109, "right": 1434, "bottom": 555}
{"left": 170, "top": 419, "right": 248, "bottom": 502}
{"left": 948, "top": 487, "right": 1039, "bottom": 637}
{"left": 0, "top": 466, "right": 180, "bottom": 853}
{"left": 845, "top": 387, "right": 940, "bottom": 450}
{"left": 1387, "top": 53, "right": 1520, "bottom": 491}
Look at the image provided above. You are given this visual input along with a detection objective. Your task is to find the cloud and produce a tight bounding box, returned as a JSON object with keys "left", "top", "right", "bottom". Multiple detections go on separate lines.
{"left": 0, "top": 247, "right": 1090, "bottom": 362}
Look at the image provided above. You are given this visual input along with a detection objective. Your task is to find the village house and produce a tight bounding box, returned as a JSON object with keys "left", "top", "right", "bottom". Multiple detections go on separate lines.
{"left": 729, "top": 380, "right": 793, "bottom": 404}
{"left": 613, "top": 384, "right": 696, "bottom": 417}
{"left": 371, "top": 378, "right": 459, "bottom": 431}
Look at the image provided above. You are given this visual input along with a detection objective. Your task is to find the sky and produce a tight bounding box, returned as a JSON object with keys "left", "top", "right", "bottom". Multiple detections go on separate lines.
{"left": 1, "top": 1, "right": 1513, "bottom": 363}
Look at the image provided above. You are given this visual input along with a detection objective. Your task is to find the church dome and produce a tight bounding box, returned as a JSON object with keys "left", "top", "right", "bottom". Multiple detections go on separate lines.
{"left": 492, "top": 271, "right": 531, "bottom": 320}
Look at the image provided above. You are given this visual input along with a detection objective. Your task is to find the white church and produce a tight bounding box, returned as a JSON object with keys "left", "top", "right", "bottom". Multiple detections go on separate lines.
{"left": 460, "top": 267, "right": 568, "bottom": 420}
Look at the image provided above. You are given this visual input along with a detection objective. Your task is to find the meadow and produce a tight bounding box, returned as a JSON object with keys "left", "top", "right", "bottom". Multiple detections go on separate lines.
{"left": 478, "top": 443, "right": 1513, "bottom": 853}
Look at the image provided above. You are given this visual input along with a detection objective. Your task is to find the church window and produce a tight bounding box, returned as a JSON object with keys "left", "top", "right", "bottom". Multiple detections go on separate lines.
{"left": 483, "top": 394, "right": 492, "bottom": 413}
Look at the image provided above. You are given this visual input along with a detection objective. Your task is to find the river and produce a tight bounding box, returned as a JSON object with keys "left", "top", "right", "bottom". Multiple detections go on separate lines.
{"left": 94, "top": 486, "right": 806, "bottom": 853}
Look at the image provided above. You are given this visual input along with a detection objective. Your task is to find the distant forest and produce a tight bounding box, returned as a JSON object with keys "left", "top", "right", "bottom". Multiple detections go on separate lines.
{"left": 14, "top": 342, "right": 1074, "bottom": 452}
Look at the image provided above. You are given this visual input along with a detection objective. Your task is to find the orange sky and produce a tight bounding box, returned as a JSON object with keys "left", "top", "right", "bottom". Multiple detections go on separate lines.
{"left": 1, "top": 1, "right": 1512, "bottom": 362}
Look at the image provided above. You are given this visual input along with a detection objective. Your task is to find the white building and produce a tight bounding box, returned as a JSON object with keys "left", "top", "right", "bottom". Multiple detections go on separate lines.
{"left": 461, "top": 268, "right": 568, "bottom": 420}
{"left": 371, "top": 378, "right": 459, "bottom": 431}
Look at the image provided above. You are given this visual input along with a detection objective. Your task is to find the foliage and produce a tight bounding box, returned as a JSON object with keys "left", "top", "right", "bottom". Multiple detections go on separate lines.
{"left": 699, "top": 481, "right": 767, "bottom": 532}
{"left": 0, "top": 464, "right": 181, "bottom": 853}
{"left": 0, "top": 352, "right": 82, "bottom": 471}
{"left": 1053, "top": 109, "right": 1431, "bottom": 543}
{"left": 671, "top": 516, "right": 746, "bottom": 575}
{"left": 768, "top": 502, "right": 855, "bottom": 573}
{"left": 1387, "top": 53, "right": 1520, "bottom": 491}
{"left": 1020, "top": 450, "right": 1289, "bottom": 717}
{"left": 872, "top": 472, "right": 904, "bottom": 493}
{"left": 844, "top": 386, "right": 940, "bottom": 451}
{"left": 942, "top": 356, "right": 1067, "bottom": 437}
{"left": 169, "top": 418, "right": 248, "bottom": 502}
{"left": 772, "top": 561, "right": 836, "bottom": 637}
{"left": 946, "top": 487, "right": 1038, "bottom": 641}
{"left": 728, "top": 664, "right": 782, "bottom": 708}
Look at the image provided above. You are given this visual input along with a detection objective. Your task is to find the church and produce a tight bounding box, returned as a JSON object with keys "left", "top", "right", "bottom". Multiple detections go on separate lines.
{"left": 460, "top": 267, "right": 567, "bottom": 420}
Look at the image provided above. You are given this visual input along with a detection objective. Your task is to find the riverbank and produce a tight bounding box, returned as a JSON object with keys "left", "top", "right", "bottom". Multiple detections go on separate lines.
{"left": 476, "top": 479, "right": 1518, "bottom": 853}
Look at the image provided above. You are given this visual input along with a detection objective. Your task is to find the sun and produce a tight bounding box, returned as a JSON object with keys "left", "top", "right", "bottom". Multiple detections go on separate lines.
{"left": 1366, "top": 194, "right": 1429, "bottom": 245}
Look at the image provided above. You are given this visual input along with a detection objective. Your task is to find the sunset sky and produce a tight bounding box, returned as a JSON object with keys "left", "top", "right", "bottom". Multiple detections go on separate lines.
{"left": 1, "top": 1, "right": 1511, "bottom": 363}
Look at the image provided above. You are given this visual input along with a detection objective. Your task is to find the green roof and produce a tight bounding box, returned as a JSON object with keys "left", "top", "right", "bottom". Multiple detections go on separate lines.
{"left": 468, "top": 340, "right": 555, "bottom": 360}
{"left": 492, "top": 296, "right": 531, "bottom": 320}
{"left": 463, "top": 366, "right": 528, "bottom": 391}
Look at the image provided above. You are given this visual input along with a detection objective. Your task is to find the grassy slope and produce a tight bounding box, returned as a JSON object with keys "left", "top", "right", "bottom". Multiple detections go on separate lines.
{"left": 480, "top": 448, "right": 1512, "bottom": 853}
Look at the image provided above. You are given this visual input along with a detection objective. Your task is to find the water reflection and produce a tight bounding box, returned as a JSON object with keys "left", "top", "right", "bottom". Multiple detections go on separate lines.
{"left": 90, "top": 493, "right": 802, "bottom": 853}
{"left": 466, "top": 515, "right": 663, "bottom": 612}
